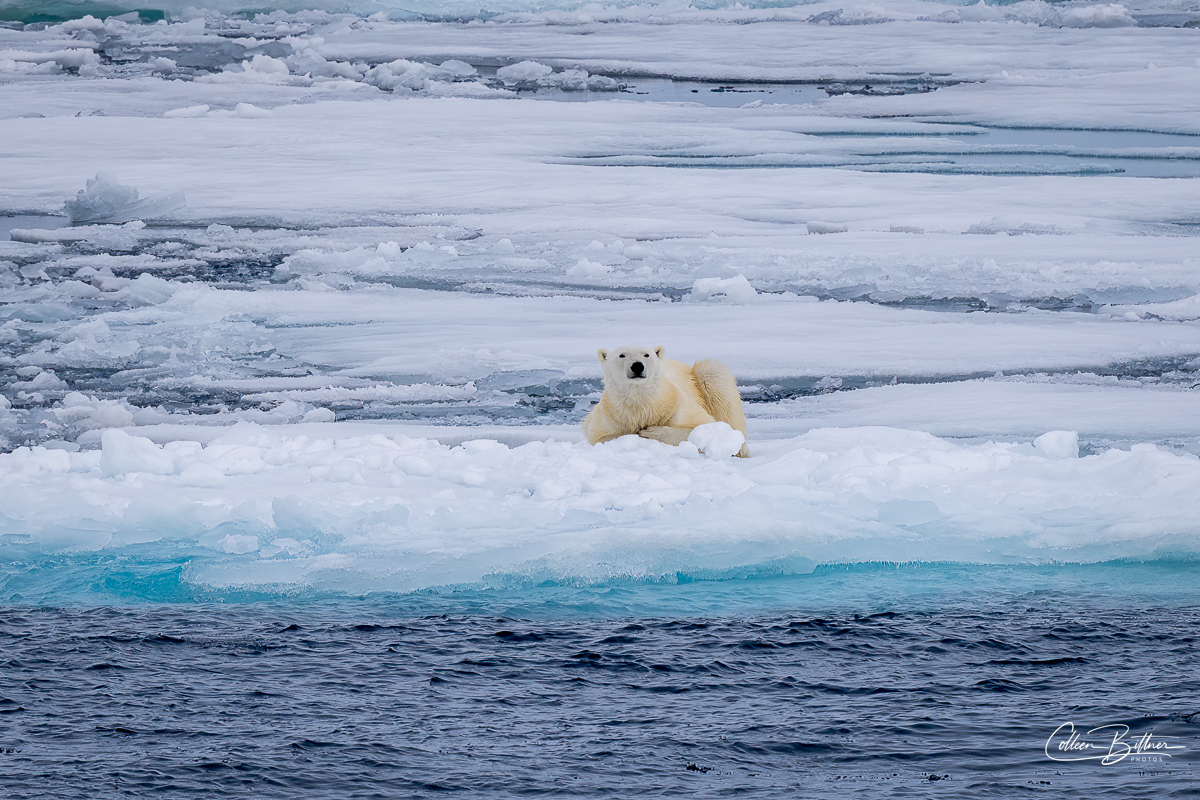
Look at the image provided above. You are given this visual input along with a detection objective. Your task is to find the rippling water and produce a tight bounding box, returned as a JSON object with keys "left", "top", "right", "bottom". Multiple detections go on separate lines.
{"left": 2, "top": 562, "right": 1198, "bottom": 797}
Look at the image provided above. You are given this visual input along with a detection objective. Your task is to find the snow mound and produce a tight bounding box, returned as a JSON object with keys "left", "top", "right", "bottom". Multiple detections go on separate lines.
{"left": 1033, "top": 430, "right": 1079, "bottom": 459}
{"left": 687, "top": 421, "right": 745, "bottom": 458}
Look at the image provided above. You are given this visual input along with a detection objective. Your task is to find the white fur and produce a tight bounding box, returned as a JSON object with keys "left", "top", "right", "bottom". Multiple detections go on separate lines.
{"left": 582, "top": 344, "right": 749, "bottom": 458}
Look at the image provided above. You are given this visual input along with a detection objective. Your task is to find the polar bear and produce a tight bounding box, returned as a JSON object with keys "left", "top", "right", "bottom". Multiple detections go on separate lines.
{"left": 582, "top": 345, "right": 749, "bottom": 458}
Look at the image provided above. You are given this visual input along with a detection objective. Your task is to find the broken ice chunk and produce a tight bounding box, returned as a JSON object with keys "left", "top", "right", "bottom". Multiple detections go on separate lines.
{"left": 64, "top": 172, "right": 185, "bottom": 223}
{"left": 65, "top": 172, "right": 135, "bottom": 219}
{"left": 687, "top": 274, "right": 759, "bottom": 304}
{"left": 496, "top": 60, "right": 554, "bottom": 84}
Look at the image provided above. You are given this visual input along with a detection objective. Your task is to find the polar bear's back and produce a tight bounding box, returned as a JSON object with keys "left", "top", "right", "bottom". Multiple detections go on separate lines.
{"left": 691, "top": 359, "right": 746, "bottom": 433}
{"left": 659, "top": 358, "right": 715, "bottom": 429}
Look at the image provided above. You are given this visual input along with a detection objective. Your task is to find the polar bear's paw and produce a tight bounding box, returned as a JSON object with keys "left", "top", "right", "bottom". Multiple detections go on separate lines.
{"left": 637, "top": 426, "right": 692, "bottom": 446}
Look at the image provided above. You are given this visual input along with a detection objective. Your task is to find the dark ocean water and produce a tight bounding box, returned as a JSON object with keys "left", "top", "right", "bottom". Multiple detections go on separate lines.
{"left": 2, "top": 562, "right": 1198, "bottom": 798}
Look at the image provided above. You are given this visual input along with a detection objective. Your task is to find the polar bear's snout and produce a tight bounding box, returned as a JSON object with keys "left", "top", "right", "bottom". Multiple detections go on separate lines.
{"left": 598, "top": 345, "right": 659, "bottom": 381}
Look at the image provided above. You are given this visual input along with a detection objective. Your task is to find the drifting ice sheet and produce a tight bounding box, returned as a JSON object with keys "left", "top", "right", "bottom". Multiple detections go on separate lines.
{"left": 0, "top": 423, "right": 1197, "bottom": 597}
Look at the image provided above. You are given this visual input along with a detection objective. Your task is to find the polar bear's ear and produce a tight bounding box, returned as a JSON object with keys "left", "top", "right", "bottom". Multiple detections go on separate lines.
{"left": 654, "top": 346, "right": 665, "bottom": 359}
{"left": 597, "top": 348, "right": 608, "bottom": 362}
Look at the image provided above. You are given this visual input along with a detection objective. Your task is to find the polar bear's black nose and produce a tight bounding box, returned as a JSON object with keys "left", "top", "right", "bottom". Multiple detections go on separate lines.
{"left": 630, "top": 361, "right": 645, "bottom": 376}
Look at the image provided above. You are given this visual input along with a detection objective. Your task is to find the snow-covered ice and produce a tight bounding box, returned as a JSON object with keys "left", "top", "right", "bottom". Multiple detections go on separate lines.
{"left": 2, "top": 420, "right": 1197, "bottom": 595}
{"left": 2, "top": 0, "right": 1199, "bottom": 598}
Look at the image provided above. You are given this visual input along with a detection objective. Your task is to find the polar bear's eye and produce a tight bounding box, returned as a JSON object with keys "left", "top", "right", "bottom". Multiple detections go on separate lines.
{"left": 618, "top": 354, "right": 625, "bottom": 358}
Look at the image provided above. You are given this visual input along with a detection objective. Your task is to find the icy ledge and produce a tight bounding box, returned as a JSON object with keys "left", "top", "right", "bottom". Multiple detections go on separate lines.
{"left": 1, "top": 424, "right": 1196, "bottom": 595}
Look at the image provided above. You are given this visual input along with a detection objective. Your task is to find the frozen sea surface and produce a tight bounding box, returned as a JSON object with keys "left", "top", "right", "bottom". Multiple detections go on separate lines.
{"left": 1, "top": 0, "right": 1198, "bottom": 586}
{"left": 2, "top": 0, "right": 1200, "bottom": 591}
{"left": 2, "top": 4, "right": 1200, "bottom": 794}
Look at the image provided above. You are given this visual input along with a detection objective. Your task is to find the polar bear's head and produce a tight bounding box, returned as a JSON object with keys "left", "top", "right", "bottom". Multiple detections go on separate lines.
{"left": 597, "top": 344, "right": 666, "bottom": 386}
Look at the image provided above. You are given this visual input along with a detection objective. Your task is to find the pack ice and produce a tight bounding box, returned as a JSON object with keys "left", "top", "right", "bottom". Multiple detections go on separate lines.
{"left": 1, "top": 420, "right": 1197, "bottom": 594}
{"left": 1, "top": 0, "right": 1200, "bottom": 598}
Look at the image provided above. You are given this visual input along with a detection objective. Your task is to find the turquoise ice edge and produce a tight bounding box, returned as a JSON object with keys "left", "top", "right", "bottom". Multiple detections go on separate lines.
{"left": 3, "top": 549, "right": 1198, "bottom": 616}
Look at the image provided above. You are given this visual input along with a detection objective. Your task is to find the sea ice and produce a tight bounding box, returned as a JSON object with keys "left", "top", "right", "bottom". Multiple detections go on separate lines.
{"left": 876, "top": 499, "right": 943, "bottom": 527}
{"left": 2, "top": 2, "right": 1200, "bottom": 595}
{"left": 495, "top": 61, "right": 621, "bottom": 91}
{"left": 64, "top": 173, "right": 185, "bottom": 224}
{"left": 687, "top": 275, "right": 758, "bottom": 304}
{"left": 1033, "top": 430, "right": 1080, "bottom": 459}
{"left": 100, "top": 428, "right": 176, "bottom": 476}
{"left": 1, "top": 421, "right": 1197, "bottom": 594}
{"left": 364, "top": 58, "right": 482, "bottom": 92}
{"left": 496, "top": 60, "right": 553, "bottom": 84}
